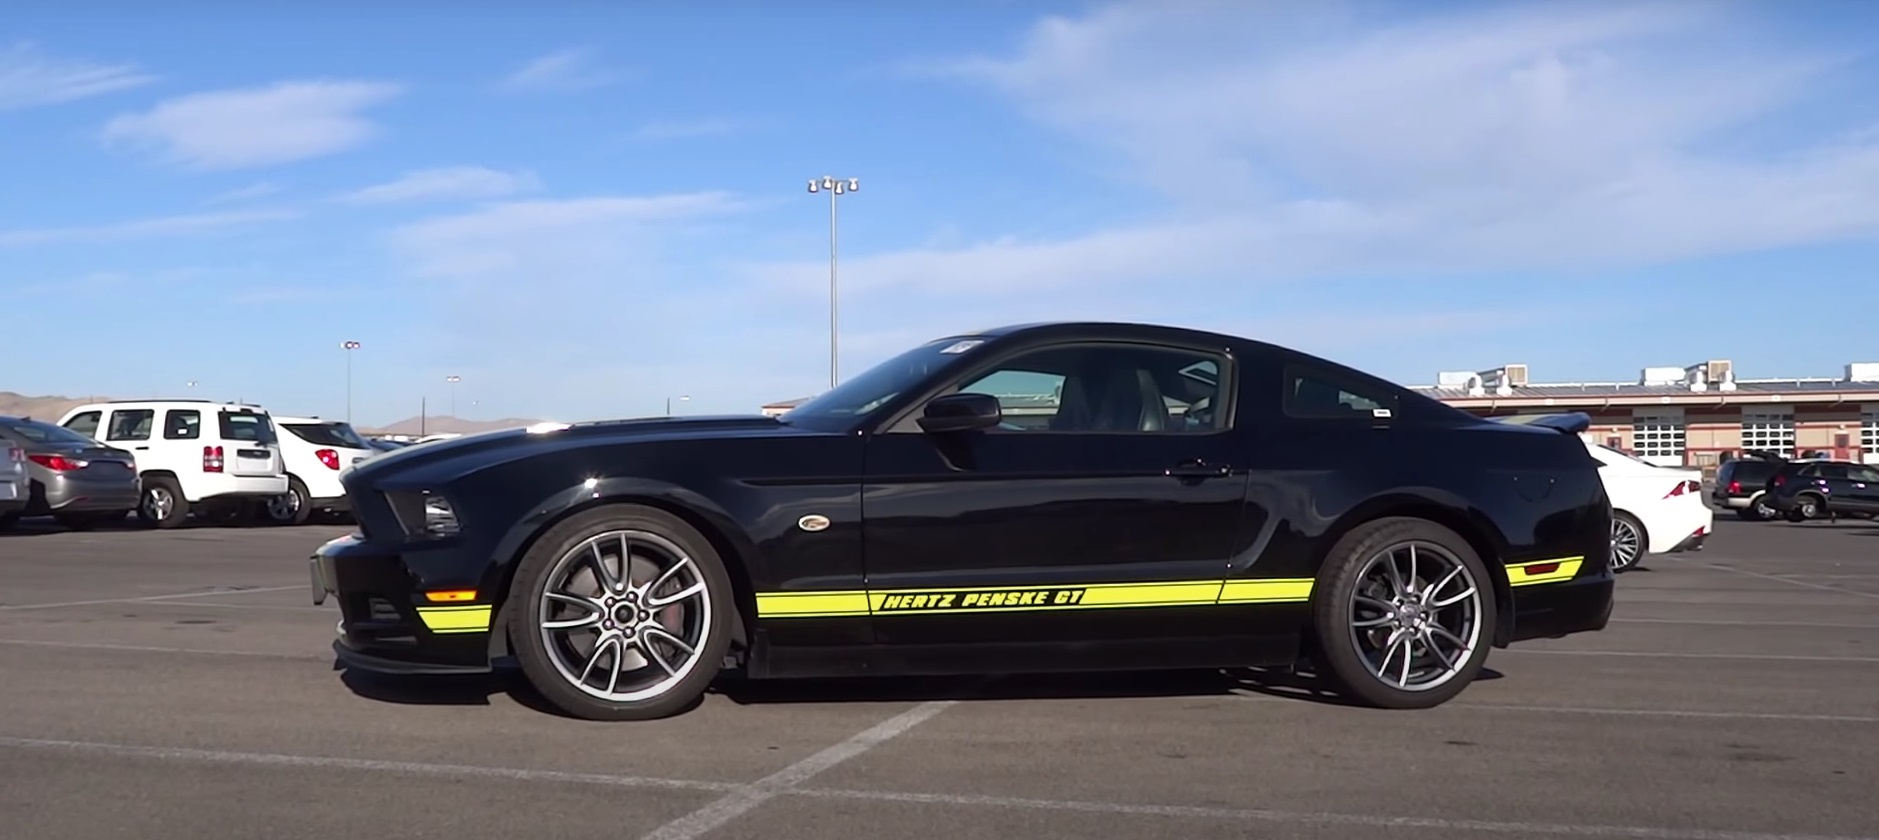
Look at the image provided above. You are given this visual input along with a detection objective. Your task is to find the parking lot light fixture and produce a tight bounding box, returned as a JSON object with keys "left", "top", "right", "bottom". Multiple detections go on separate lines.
{"left": 341, "top": 341, "right": 362, "bottom": 423}
{"left": 806, "top": 175, "right": 858, "bottom": 391}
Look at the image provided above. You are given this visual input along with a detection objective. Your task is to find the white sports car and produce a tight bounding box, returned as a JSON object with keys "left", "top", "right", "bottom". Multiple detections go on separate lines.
{"left": 1579, "top": 437, "right": 1712, "bottom": 572}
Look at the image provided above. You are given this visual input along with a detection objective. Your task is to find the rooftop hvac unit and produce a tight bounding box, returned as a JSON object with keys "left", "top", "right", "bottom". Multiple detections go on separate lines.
{"left": 1502, "top": 364, "right": 1529, "bottom": 387}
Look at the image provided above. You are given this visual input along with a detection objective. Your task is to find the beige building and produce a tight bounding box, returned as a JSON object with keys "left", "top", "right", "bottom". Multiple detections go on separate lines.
{"left": 1413, "top": 360, "right": 1879, "bottom": 473}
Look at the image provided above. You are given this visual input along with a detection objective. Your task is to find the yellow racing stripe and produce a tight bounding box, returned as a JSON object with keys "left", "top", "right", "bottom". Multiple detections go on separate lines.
{"left": 1505, "top": 556, "right": 1584, "bottom": 587}
{"left": 415, "top": 604, "right": 493, "bottom": 634}
{"left": 753, "top": 553, "right": 1589, "bottom": 619}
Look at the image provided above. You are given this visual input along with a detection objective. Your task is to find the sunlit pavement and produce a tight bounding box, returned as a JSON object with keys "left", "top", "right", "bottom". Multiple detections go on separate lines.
{"left": 1, "top": 514, "right": 1875, "bottom": 840}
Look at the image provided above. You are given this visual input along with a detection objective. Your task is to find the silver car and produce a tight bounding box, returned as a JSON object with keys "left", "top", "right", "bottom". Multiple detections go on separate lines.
{"left": 0, "top": 415, "right": 140, "bottom": 530}
{"left": 0, "top": 438, "right": 25, "bottom": 525}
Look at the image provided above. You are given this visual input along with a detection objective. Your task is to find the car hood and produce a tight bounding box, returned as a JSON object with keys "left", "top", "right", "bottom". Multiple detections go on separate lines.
{"left": 340, "top": 414, "right": 808, "bottom": 487}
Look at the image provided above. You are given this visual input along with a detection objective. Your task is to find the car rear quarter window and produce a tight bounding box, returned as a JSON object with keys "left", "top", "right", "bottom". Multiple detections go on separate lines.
{"left": 164, "top": 410, "right": 201, "bottom": 440}
{"left": 1282, "top": 364, "right": 1398, "bottom": 421}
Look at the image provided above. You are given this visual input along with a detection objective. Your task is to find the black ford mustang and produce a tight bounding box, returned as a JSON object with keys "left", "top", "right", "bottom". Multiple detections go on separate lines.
{"left": 312, "top": 322, "right": 1614, "bottom": 720}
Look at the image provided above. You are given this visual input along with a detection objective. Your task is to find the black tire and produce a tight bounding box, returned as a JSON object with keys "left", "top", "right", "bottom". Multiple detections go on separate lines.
{"left": 136, "top": 476, "right": 190, "bottom": 529}
{"left": 266, "top": 476, "right": 313, "bottom": 526}
{"left": 1791, "top": 493, "right": 1823, "bottom": 522}
{"left": 506, "top": 504, "right": 735, "bottom": 721}
{"left": 1749, "top": 495, "right": 1775, "bottom": 521}
{"left": 1308, "top": 517, "right": 1498, "bottom": 710}
{"left": 1609, "top": 511, "right": 1646, "bottom": 573}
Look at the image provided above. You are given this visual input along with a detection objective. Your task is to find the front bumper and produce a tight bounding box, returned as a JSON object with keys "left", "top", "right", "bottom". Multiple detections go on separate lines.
{"left": 311, "top": 532, "right": 496, "bottom": 675}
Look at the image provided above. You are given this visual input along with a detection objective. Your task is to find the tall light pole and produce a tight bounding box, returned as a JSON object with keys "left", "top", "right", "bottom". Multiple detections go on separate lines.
{"left": 341, "top": 341, "right": 361, "bottom": 422}
{"left": 666, "top": 394, "right": 689, "bottom": 415}
{"left": 806, "top": 175, "right": 858, "bottom": 390}
{"left": 445, "top": 375, "right": 461, "bottom": 418}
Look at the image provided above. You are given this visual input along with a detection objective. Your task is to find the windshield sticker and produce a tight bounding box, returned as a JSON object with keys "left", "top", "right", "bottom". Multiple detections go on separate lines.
{"left": 939, "top": 339, "right": 984, "bottom": 354}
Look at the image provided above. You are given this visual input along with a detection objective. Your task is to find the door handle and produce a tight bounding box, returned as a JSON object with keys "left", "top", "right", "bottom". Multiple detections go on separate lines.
{"left": 133, "top": 446, "right": 150, "bottom": 451}
{"left": 1166, "top": 460, "right": 1231, "bottom": 479}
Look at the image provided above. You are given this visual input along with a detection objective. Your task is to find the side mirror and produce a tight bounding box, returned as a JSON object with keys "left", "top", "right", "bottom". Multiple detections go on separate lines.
{"left": 917, "top": 392, "right": 1002, "bottom": 434}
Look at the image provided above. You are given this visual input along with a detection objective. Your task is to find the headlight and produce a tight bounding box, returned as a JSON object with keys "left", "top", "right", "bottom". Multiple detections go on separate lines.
{"left": 386, "top": 489, "right": 460, "bottom": 539}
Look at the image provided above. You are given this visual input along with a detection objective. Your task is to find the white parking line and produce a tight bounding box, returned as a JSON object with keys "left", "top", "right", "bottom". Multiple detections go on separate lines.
{"left": 1612, "top": 618, "right": 1879, "bottom": 629}
{"left": 0, "top": 585, "right": 306, "bottom": 612}
{"left": 789, "top": 786, "right": 1879, "bottom": 840}
{"left": 0, "top": 736, "right": 739, "bottom": 793}
{"left": 0, "top": 639, "right": 325, "bottom": 659}
{"left": 1447, "top": 702, "right": 1879, "bottom": 724}
{"left": 1662, "top": 559, "right": 1879, "bottom": 601}
{"left": 1507, "top": 649, "right": 1879, "bottom": 663}
{"left": 636, "top": 699, "right": 956, "bottom": 840}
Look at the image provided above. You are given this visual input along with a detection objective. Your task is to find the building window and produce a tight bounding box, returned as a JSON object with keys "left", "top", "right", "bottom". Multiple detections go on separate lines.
{"left": 1741, "top": 406, "right": 1795, "bottom": 457}
{"left": 1862, "top": 404, "right": 1879, "bottom": 458}
{"left": 1631, "top": 409, "right": 1685, "bottom": 466}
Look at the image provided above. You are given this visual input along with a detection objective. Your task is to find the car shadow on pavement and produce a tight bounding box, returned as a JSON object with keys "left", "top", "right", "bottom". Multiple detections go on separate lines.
{"left": 333, "top": 659, "right": 1509, "bottom": 718}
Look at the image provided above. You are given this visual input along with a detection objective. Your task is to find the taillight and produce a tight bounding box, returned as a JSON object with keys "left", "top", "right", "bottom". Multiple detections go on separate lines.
{"left": 316, "top": 449, "right": 340, "bottom": 470}
{"left": 1772, "top": 474, "right": 1786, "bottom": 487}
{"left": 1727, "top": 480, "right": 1741, "bottom": 494}
{"left": 1663, "top": 480, "right": 1700, "bottom": 498}
{"left": 28, "top": 454, "right": 86, "bottom": 471}
{"left": 203, "top": 445, "right": 224, "bottom": 473}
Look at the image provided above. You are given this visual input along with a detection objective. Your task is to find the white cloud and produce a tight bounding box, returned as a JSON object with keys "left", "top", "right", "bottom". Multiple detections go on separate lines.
{"left": 389, "top": 192, "right": 745, "bottom": 277}
{"left": 0, "top": 209, "right": 297, "bottom": 248}
{"left": 0, "top": 42, "right": 154, "bottom": 111}
{"left": 100, "top": 80, "right": 402, "bottom": 170}
{"left": 337, "top": 166, "right": 543, "bottom": 205}
{"left": 498, "top": 48, "right": 624, "bottom": 93}
{"left": 869, "top": 0, "right": 1879, "bottom": 284}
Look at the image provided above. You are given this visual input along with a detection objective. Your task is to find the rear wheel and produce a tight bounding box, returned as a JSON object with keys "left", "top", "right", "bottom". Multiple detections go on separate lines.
{"left": 1790, "top": 493, "right": 1824, "bottom": 522}
{"left": 1309, "top": 517, "right": 1497, "bottom": 710}
{"left": 136, "top": 477, "right": 189, "bottom": 529}
{"left": 507, "top": 504, "right": 734, "bottom": 721}
{"left": 265, "top": 476, "right": 313, "bottom": 526}
{"left": 1609, "top": 511, "right": 1646, "bottom": 573}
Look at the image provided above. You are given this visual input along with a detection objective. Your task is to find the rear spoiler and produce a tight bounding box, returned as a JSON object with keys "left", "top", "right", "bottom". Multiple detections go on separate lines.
{"left": 1489, "top": 412, "right": 1592, "bottom": 435}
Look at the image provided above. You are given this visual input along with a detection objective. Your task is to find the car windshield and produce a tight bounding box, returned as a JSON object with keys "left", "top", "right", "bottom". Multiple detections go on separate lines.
{"left": 0, "top": 418, "right": 102, "bottom": 447}
{"left": 781, "top": 337, "right": 989, "bottom": 426}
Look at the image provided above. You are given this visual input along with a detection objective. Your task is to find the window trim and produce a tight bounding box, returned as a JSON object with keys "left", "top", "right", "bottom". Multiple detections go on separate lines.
{"left": 164, "top": 409, "right": 202, "bottom": 440}
{"left": 872, "top": 338, "right": 1240, "bottom": 436}
{"left": 104, "top": 408, "right": 155, "bottom": 442}
{"left": 1280, "top": 362, "right": 1399, "bottom": 423}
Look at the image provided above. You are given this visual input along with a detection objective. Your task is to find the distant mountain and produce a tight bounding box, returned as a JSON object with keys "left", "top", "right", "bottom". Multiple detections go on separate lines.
{"left": 358, "top": 415, "right": 549, "bottom": 436}
{"left": 0, "top": 391, "right": 104, "bottom": 421}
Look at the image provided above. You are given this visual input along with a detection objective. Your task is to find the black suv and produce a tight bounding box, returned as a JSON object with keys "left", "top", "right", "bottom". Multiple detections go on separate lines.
{"left": 1711, "top": 452, "right": 1791, "bottom": 520}
{"left": 1764, "top": 459, "right": 1879, "bottom": 521}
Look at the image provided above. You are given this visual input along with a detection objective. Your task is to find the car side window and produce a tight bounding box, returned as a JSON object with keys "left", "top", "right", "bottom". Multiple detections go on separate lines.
{"left": 1850, "top": 465, "right": 1879, "bottom": 483}
{"left": 1283, "top": 365, "right": 1396, "bottom": 420}
{"left": 105, "top": 409, "right": 155, "bottom": 442}
{"left": 164, "top": 410, "right": 201, "bottom": 440}
{"left": 950, "top": 343, "right": 1230, "bottom": 433}
{"left": 1817, "top": 464, "right": 1849, "bottom": 480}
{"left": 63, "top": 411, "right": 101, "bottom": 439}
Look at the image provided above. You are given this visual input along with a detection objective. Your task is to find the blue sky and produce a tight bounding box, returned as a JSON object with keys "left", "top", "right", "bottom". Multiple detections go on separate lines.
{"left": 6, "top": 0, "right": 1879, "bottom": 427}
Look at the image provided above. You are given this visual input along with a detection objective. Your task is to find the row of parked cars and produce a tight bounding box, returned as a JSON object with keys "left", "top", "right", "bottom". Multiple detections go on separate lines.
{"left": 1710, "top": 450, "right": 1879, "bottom": 522}
{"left": 0, "top": 398, "right": 412, "bottom": 531}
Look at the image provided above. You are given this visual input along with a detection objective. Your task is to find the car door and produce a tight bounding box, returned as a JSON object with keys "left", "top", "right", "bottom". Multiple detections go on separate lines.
{"left": 1842, "top": 464, "right": 1879, "bottom": 514}
{"left": 858, "top": 337, "right": 1250, "bottom": 647}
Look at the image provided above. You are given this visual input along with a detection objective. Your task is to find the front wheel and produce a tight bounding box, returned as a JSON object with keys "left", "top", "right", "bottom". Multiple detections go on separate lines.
{"left": 1609, "top": 511, "right": 1646, "bottom": 573}
{"left": 1308, "top": 517, "right": 1497, "bottom": 710}
{"left": 507, "top": 504, "right": 735, "bottom": 721}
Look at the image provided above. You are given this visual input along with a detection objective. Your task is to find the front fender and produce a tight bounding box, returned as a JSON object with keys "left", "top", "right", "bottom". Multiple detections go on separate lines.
{"left": 486, "top": 475, "right": 760, "bottom": 576}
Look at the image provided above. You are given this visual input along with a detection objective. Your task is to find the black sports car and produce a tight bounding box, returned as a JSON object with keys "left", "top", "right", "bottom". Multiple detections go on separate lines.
{"left": 312, "top": 321, "right": 1614, "bottom": 720}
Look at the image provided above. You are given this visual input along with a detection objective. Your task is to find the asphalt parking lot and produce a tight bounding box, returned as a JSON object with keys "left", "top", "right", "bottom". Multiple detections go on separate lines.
{"left": 2, "top": 514, "right": 1876, "bottom": 840}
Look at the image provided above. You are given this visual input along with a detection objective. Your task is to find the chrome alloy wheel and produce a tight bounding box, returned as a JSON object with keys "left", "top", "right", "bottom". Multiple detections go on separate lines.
{"left": 1609, "top": 517, "right": 1643, "bottom": 571}
{"left": 1346, "top": 540, "right": 1483, "bottom": 692}
{"left": 536, "top": 530, "right": 712, "bottom": 703}
{"left": 142, "top": 486, "right": 175, "bottom": 521}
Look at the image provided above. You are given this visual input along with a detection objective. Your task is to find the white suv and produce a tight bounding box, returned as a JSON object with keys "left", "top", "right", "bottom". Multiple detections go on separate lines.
{"left": 264, "top": 415, "right": 378, "bottom": 525}
{"left": 57, "top": 400, "right": 289, "bottom": 528}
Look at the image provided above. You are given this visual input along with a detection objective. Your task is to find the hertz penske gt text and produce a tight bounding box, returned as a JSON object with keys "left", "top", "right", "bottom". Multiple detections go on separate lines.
{"left": 311, "top": 322, "right": 1615, "bottom": 721}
